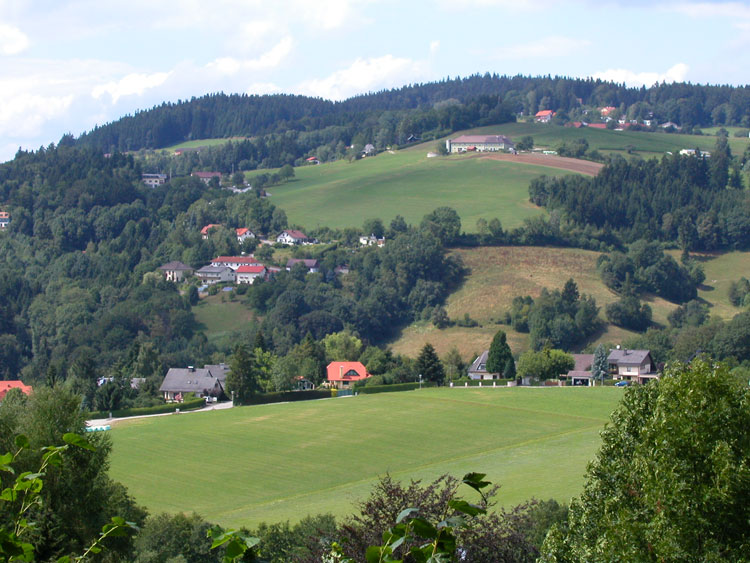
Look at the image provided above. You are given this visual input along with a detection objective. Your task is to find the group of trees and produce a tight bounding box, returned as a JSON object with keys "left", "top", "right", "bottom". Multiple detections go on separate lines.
{"left": 504, "top": 279, "right": 600, "bottom": 350}
{"left": 530, "top": 138, "right": 750, "bottom": 250}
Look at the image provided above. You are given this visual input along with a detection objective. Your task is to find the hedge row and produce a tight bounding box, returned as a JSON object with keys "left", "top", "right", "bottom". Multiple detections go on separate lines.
{"left": 243, "top": 389, "right": 332, "bottom": 405}
{"left": 87, "top": 396, "right": 206, "bottom": 419}
{"left": 356, "top": 381, "right": 438, "bottom": 394}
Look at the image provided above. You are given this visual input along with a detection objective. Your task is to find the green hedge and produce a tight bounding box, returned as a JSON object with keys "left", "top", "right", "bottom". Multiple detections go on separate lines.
{"left": 87, "top": 396, "right": 206, "bottom": 419}
{"left": 244, "top": 389, "right": 332, "bottom": 405}
{"left": 450, "top": 378, "right": 513, "bottom": 387}
{"left": 356, "top": 381, "right": 438, "bottom": 394}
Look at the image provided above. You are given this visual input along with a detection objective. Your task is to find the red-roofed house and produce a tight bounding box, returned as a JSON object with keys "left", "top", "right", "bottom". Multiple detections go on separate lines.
{"left": 599, "top": 106, "right": 616, "bottom": 116}
{"left": 587, "top": 123, "right": 607, "bottom": 129}
{"left": 192, "top": 171, "right": 222, "bottom": 185}
{"left": 235, "top": 265, "right": 267, "bottom": 284}
{"left": 200, "top": 224, "right": 223, "bottom": 239}
{"left": 276, "top": 229, "right": 309, "bottom": 245}
{"left": 306, "top": 156, "right": 320, "bottom": 165}
{"left": 236, "top": 228, "right": 255, "bottom": 243}
{"left": 535, "top": 110, "right": 555, "bottom": 123}
{"left": 211, "top": 256, "right": 262, "bottom": 270}
{"left": 0, "top": 380, "right": 33, "bottom": 401}
{"left": 326, "top": 361, "right": 371, "bottom": 389}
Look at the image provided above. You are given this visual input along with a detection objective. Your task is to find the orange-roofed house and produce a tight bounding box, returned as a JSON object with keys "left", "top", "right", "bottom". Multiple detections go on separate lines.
{"left": 326, "top": 361, "right": 371, "bottom": 390}
{"left": 235, "top": 265, "right": 267, "bottom": 284}
{"left": 200, "top": 224, "right": 223, "bottom": 239}
{"left": 0, "top": 380, "right": 32, "bottom": 401}
{"left": 535, "top": 110, "right": 555, "bottom": 123}
{"left": 235, "top": 228, "right": 255, "bottom": 243}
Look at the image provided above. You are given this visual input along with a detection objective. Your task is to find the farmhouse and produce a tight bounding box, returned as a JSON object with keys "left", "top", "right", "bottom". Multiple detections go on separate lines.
{"left": 192, "top": 171, "right": 222, "bottom": 185}
{"left": 159, "top": 363, "right": 229, "bottom": 401}
{"left": 236, "top": 228, "right": 255, "bottom": 243}
{"left": 467, "top": 351, "right": 499, "bottom": 380}
{"left": 141, "top": 173, "right": 167, "bottom": 187}
{"left": 235, "top": 265, "right": 267, "bottom": 284}
{"left": 326, "top": 361, "right": 371, "bottom": 389}
{"left": 200, "top": 224, "right": 223, "bottom": 239}
{"left": 158, "top": 261, "right": 193, "bottom": 282}
{"left": 535, "top": 110, "right": 555, "bottom": 123}
{"left": 286, "top": 258, "right": 319, "bottom": 273}
{"left": 0, "top": 380, "right": 33, "bottom": 401}
{"left": 211, "top": 255, "right": 262, "bottom": 270}
{"left": 608, "top": 349, "right": 659, "bottom": 384}
{"left": 445, "top": 135, "right": 515, "bottom": 154}
{"left": 276, "top": 229, "right": 309, "bottom": 245}
{"left": 195, "top": 265, "right": 234, "bottom": 285}
{"left": 0, "top": 211, "right": 9, "bottom": 229}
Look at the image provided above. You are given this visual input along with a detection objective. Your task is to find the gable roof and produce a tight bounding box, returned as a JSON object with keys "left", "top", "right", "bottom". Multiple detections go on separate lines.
{"left": 236, "top": 228, "right": 253, "bottom": 236}
{"left": 159, "top": 366, "right": 227, "bottom": 394}
{"left": 196, "top": 265, "right": 233, "bottom": 274}
{"left": 192, "top": 171, "right": 222, "bottom": 179}
{"left": 607, "top": 349, "right": 652, "bottom": 366}
{"left": 211, "top": 256, "right": 260, "bottom": 265}
{"left": 286, "top": 258, "right": 319, "bottom": 269}
{"left": 159, "top": 261, "right": 193, "bottom": 271}
{"left": 200, "top": 223, "right": 223, "bottom": 235}
{"left": 0, "top": 380, "right": 33, "bottom": 401}
{"left": 236, "top": 265, "right": 266, "bottom": 274}
{"left": 535, "top": 110, "right": 555, "bottom": 117}
{"left": 468, "top": 351, "right": 492, "bottom": 374}
{"left": 572, "top": 354, "right": 594, "bottom": 372}
{"left": 327, "top": 361, "right": 370, "bottom": 382}
{"left": 451, "top": 135, "right": 514, "bottom": 145}
{"left": 279, "top": 229, "right": 308, "bottom": 240}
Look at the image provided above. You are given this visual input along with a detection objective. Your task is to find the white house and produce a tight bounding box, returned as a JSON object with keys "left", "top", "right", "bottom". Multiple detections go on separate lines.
{"left": 235, "top": 228, "right": 255, "bottom": 243}
{"left": 360, "top": 234, "right": 385, "bottom": 247}
{"left": 0, "top": 211, "right": 9, "bottom": 229}
{"left": 235, "top": 265, "right": 267, "bottom": 284}
{"left": 142, "top": 173, "right": 167, "bottom": 187}
{"left": 445, "top": 135, "right": 515, "bottom": 154}
{"left": 286, "top": 258, "right": 319, "bottom": 273}
{"left": 276, "top": 229, "right": 309, "bottom": 245}
{"left": 194, "top": 265, "right": 235, "bottom": 285}
{"left": 607, "top": 349, "right": 659, "bottom": 384}
{"left": 191, "top": 171, "right": 222, "bottom": 185}
{"left": 158, "top": 261, "right": 193, "bottom": 282}
{"left": 467, "top": 351, "right": 500, "bottom": 380}
{"left": 210, "top": 256, "right": 263, "bottom": 270}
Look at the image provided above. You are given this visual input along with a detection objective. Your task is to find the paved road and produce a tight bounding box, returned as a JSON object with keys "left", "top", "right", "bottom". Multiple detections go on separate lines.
{"left": 87, "top": 400, "right": 233, "bottom": 427}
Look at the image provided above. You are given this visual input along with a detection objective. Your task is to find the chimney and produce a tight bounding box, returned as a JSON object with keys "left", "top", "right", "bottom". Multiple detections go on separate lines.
{"left": 339, "top": 365, "right": 343, "bottom": 378}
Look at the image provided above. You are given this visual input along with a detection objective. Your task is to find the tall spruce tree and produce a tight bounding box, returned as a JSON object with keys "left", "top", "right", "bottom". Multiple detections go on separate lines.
{"left": 486, "top": 329, "right": 513, "bottom": 374}
{"left": 416, "top": 343, "right": 445, "bottom": 385}
{"left": 592, "top": 344, "right": 608, "bottom": 383}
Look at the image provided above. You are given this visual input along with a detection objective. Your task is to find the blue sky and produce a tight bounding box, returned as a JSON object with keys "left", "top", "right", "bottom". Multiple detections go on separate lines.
{"left": 0, "top": 0, "right": 748, "bottom": 161}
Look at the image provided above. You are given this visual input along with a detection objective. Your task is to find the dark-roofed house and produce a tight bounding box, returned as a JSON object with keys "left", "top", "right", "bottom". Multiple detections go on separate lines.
{"left": 158, "top": 261, "right": 193, "bottom": 282}
{"left": 561, "top": 354, "right": 595, "bottom": 386}
{"left": 608, "top": 349, "right": 658, "bottom": 384}
{"left": 286, "top": 258, "right": 319, "bottom": 273}
{"left": 142, "top": 173, "right": 167, "bottom": 187}
{"left": 467, "top": 351, "right": 500, "bottom": 380}
{"left": 446, "top": 135, "right": 515, "bottom": 154}
{"left": 276, "top": 229, "right": 309, "bottom": 245}
{"left": 159, "top": 364, "right": 229, "bottom": 401}
{"left": 192, "top": 171, "right": 222, "bottom": 185}
{"left": 195, "top": 265, "right": 234, "bottom": 285}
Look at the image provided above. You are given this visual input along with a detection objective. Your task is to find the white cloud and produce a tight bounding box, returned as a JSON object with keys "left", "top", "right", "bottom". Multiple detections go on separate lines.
{"left": 667, "top": 1, "right": 750, "bottom": 20}
{"left": 296, "top": 55, "right": 427, "bottom": 100}
{"left": 593, "top": 63, "right": 689, "bottom": 87}
{"left": 492, "top": 35, "right": 591, "bottom": 59}
{"left": 92, "top": 71, "right": 171, "bottom": 104}
{"left": 0, "top": 93, "right": 73, "bottom": 138}
{"left": 430, "top": 40, "right": 440, "bottom": 55}
{"left": 0, "top": 23, "right": 29, "bottom": 55}
{"left": 206, "top": 36, "right": 293, "bottom": 75}
{"left": 246, "top": 82, "right": 283, "bottom": 95}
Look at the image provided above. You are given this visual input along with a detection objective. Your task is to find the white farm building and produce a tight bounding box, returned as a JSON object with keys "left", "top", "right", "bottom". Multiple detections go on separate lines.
{"left": 446, "top": 134, "right": 514, "bottom": 154}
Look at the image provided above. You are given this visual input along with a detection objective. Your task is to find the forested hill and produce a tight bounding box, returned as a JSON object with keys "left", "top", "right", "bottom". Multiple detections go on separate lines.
{"left": 76, "top": 74, "right": 750, "bottom": 153}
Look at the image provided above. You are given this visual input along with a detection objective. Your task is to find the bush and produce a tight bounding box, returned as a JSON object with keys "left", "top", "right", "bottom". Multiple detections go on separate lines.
{"left": 355, "top": 381, "right": 437, "bottom": 394}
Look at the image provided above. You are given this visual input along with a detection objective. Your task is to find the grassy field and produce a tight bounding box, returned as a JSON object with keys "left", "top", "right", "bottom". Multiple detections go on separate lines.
{"left": 267, "top": 150, "right": 553, "bottom": 232}
{"left": 389, "top": 246, "right": 750, "bottom": 359}
{"left": 163, "top": 137, "right": 250, "bottom": 151}
{"left": 192, "top": 293, "right": 257, "bottom": 348}
{"left": 108, "top": 387, "right": 621, "bottom": 528}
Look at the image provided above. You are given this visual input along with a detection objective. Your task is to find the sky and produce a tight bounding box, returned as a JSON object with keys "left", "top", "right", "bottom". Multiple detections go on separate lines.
{"left": 0, "top": 0, "right": 748, "bottom": 162}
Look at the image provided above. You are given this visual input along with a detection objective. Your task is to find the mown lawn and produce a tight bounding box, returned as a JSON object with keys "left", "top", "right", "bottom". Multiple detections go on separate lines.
{"left": 192, "top": 293, "right": 257, "bottom": 348}
{"left": 108, "top": 387, "right": 621, "bottom": 528}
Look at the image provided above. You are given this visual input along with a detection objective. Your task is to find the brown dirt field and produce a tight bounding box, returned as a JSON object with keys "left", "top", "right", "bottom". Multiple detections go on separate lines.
{"left": 480, "top": 153, "right": 604, "bottom": 176}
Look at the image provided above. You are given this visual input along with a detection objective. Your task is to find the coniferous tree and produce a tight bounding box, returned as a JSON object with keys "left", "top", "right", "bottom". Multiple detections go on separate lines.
{"left": 415, "top": 343, "right": 445, "bottom": 385}
{"left": 486, "top": 329, "right": 513, "bottom": 374}
{"left": 592, "top": 344, "right": 608, "bottom": 383}
{"left": 227, "top": 344, "right": 259, "bottom": 404}
{"left": 503, "top": 357, "right": 517, "bottom": 380}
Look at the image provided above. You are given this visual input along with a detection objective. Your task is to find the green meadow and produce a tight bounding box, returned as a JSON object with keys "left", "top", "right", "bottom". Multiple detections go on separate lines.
{"left": 266, "top": 150, "right": 552, "bottom": 231}
{"left": 108, "top": 387, "right": 621, "bottom": 528}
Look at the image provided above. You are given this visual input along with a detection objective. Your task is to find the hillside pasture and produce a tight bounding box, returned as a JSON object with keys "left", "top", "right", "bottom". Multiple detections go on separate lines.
{"left": 192, "top": 293, "right": 257, "bottom": 347}
{"left": 108, "top": 387, "right": 621, "bottom": 528}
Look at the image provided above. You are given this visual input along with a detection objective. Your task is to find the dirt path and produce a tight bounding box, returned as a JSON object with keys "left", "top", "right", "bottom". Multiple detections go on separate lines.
{"left": 479, "top": 153, "right": 604, "bottom": 176}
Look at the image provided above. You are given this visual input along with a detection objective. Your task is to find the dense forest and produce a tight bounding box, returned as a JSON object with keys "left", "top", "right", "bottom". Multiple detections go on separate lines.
{"left": 74, "top": 74, "right": 750, "bottom": 162}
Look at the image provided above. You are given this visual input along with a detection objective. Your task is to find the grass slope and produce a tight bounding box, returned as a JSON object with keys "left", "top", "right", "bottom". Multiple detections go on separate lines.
{"left": 268, "top": 150, "right": 553, "bottom": 232}
{"left": 390, "top": 246, "right": 750, "bottom": 359}
{"left": 192, "top": 294, "right": 257, "bottom": 348}
{"left": 108, "top": 387, "right": 620, "bottom": 527}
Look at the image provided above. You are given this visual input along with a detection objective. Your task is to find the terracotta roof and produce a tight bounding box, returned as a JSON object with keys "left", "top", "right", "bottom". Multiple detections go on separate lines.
{"left": 236, "top": 228, "right": 253, "bottom": 236}
{"left": 192, "top": 171, "right": 222, "bottom": 179}
{"left": 535, "top": 110, "right": 554, "bottom": 117}
{"left": 236, "top": 265, "right": 266, "bottom": 274}
{"left": 327, "top": 361, "right": 370, "bottom": 382}
{"left": 587, "top": 123, "right": 607, "bottom": 129}
{"left": 201, "top": 223, "right": 223, "bottom": 235}
{"left": 0, "top": 380, "right": 33, "bottom": 400}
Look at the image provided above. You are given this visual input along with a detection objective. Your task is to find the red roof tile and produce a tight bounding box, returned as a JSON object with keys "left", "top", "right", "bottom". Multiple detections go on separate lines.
{"left": 236, "top": 265, "right": 266, "bottom": 274}
{"left": 0, "top": 380, "right": 33, "bottom": 400}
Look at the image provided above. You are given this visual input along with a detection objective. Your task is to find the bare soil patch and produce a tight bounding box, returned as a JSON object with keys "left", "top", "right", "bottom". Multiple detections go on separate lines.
{"left": 480, "top": 153, "right": 604, "bottom": 176}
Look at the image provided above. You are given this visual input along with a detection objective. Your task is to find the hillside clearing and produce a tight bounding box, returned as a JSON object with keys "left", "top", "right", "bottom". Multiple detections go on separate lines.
{"left": 108, "top": 387, "right": 621, "bottom": 528}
